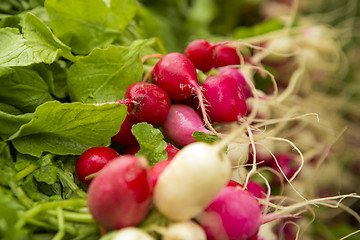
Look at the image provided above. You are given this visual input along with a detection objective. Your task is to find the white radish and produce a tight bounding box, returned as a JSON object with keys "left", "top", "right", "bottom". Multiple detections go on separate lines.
{"left": 162, "top": 221, "right": 207, "bottom": 240}
{"left": 153, "top": 142, "right": 232, "bottom": 221}
{"left": 112, "top": 227, "right": 155, "bottom": 240}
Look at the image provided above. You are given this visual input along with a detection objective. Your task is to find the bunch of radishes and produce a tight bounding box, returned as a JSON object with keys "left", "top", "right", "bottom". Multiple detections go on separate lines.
{"left": 73, "top": 39, "right": 287, "bottom": 240}
{"left": 74, "top": 36, "right": 358, "bottom": 240}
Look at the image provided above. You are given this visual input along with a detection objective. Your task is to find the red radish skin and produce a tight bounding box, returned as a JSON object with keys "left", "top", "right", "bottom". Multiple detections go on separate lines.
{"left": 214, "top": 45, "right": 241, "bottom": 68}
{"left": 165, "top": 142, "right": 180, "bottom": 160}
{"left": 151, "top": 53, "right": 216, "bottom": 134}
{"left": 227, "top": 180, "right": 266, "bottom": 200}
{"left": 75, "top": 147, "right": 119, "bottom": 185}
{"left": 121, "top": 144, "right": 140, "bottom": 155}
{"left": 162, "top": 104, "right": 212, "bottom": 147}
{"left": 201, "top": 70, "right": 247, "bottom": 123}
{"left": 125, "top": 82, "right": 171, "bottom": 125}
{"left": 219, "top": 68, "right": 252, "bottom": 98}
{"left": 150, "top": 160, "right": 171, "bottom": 187}
{"left": 184, "top": 39, "right": 217, "bottom": 73}
{"left": 111, "top": 115, "right": 138, "bottom": 146}
{"left": 196, "top": 186, "right": 262, "bottom": 240}
{"left": 87, "top": 155, "right": 153, "bottom": 230}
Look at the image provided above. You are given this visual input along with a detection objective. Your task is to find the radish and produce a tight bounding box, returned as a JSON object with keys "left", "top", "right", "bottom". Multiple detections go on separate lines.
{"left": 112, "top": 227, "right": 155, "bottom": 240}
{"left": 111, "top": 114, "right": 138, "bottom": 146}
{"left": 196, "top": 186, "right": 262, "bottom": 240}
{"left": 87, "top": 155, "right": 152, "bottom": 230}
{"left": 150, "top": 159, "right": 171, "bottom": 188}
{"left": 153, "top": 141, "right": 232, "bottom": 221}
{"left": 214, "top": 44, "right": 241, "bottom": 68}
{"left": 184, "top": 39, "right": 216, "bottom": 73}
{"left": 162, "top": 221, "right": 207, "bottom": 240}
{"left": 227, "top": 180, "right": 266, "bottom": 200}
{"left": 75, "top": 146, "right": 119, "bottom": 185}
{"left": 151, "top": 52, "right": 216, "bottom": 133}
{"left": 125, "top": 82, "right": 171, "bottom": 125}
{"left": 271, "top": 154, "right": 300, "bottom": 185}
{"left": 162, "top": 104, "right": 212, "bottom": 147}
{"left": 201, "top": 69, "right": 247, "bottom": 123}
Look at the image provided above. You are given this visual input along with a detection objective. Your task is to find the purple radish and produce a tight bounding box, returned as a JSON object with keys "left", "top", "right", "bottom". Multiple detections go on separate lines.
{"left": 151, "top": 52, "right": 216, "bottom": 133}
{"left": 162, "top": 104, "right": 212, "bottom": 147}
{"left": 219, "top": 68, "right": 251, "bottom": 98}
{"left": 201, "top": 69, "right": 247, "bottom": 123}
{"left": 184, "top": 39, "right": 217, "bottom": 73}
{"left": 196, "top": 186, "right": 262, "bottom": 240}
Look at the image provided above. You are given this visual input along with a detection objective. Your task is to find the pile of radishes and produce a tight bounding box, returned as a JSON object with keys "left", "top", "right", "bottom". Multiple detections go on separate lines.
{"left": 74, "top": 36, "right": 359, "bottom": 240}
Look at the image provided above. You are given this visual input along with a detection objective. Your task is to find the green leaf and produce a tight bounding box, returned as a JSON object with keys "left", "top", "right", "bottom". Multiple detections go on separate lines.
{"left": 0, "top": 66, "right": 54, "bottom": 112}
{"left": 0, "top": 111, "right": 32, "bottom": 140}
{"left": 67, "top": 40, "right": 148, "bottom": 103}
{"left": 192, "top": 131, "right": 219, "bottom": 144}
{"left": 131, "top": 122, "right": 167, "bottom": 166}
{"left": 31, "top": 62, "right": 69, "bottom": 99}
{"left": 9, "top": 101, "right": 127, "bottom": 157}
{"left": 33, "top": 154, "right": 57, "bottom": 185}
{"left": 45, "top": 0, "right": 137, "bottom": 54}
{"left": 0, "top": 13, "right": 74, "bottom": 66}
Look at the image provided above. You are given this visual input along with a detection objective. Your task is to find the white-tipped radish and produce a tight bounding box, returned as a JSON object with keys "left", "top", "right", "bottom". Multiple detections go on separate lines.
{"left": 112, "top": 227, "right": 155, "bottom": 240}
{"left": 153, "top": 142, "right": 232, "bottom": 221}
{"left": 227, "top": 141, "right": 250, "bottom": 166}
{"left": 162, "top": 221, "right": 207, "bottom": 240}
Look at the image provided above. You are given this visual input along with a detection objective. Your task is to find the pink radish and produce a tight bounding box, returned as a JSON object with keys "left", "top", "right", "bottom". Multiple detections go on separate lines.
{"left": 196, "top": 186, "right": 262, "bottom": 240}
{"left": 201, "top": 69, "right": 247, "bottom": 123}
{"left": 75, "top": 147, "right": 119, "bottom": 185}
{"left": 162, "top": 104, "right": 212, "bottom": 147}
{"left": 151, "top": 52, "right": 216, "bottom": 133}
{"left": 227, "top": 180, "right": 266, "bottom": 200}
{"left": 111, "top": 115, "right": 138, "bottom": 146}
{"left": 87, "top": 155, "right": 152, "bottom": 230}
{"left": 154, "top": 142, "right": 232, "bottom": 221}
{"left": 184, "top": 39, "right": 217, "bottom": 73}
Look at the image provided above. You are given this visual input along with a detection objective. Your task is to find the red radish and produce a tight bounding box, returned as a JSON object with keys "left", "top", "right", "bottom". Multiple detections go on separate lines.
{"left": 214, "top": 45, "right": 241, "bottom": 68}
{"left": 196, "top": 186, "right": 262, "bottom": 240}
{"left": 111, "top": 115, "right": 138, "bottom": 146}
{"left": 121, "top": 144, "right": 140, "bottom": 155}
{"left": 150, "top": 160, "right": 171, "bottom": 187}
{"left": 165, "top": 142, "right": 180, "bottom": 160}
{"left": 184, "top": 39, "right": 216, "bottom": 73}
{"left": 162, "top": 104, "right": 212, "bottom": 147}
{"left": 151, "top": 53, "right": 216, "bottom": 133}
{"left": 219, "top": 68, "right": 252, "bottom": 98}
{"left": 201, "top": 69, "right": 247, "bottom": 123}
{"left": 227, "top": 180, "right": 266, "bottom": 200}
{"left": 75, "top": 147, "right": 119, "bottom": 185}
{"left": 125, "top": 82, "right": 171, "bottom": 125}
{"left": 87, "top": 155, "right": 152, "bottom": 230}
{"left": 154, "top": 142, "right": 232, "bottom": 221}
{"left": 151, "top": 53, "right": 199, "bottom": 101}
{"left": 271, "top": 154, "right": 300, "bottom": 185}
